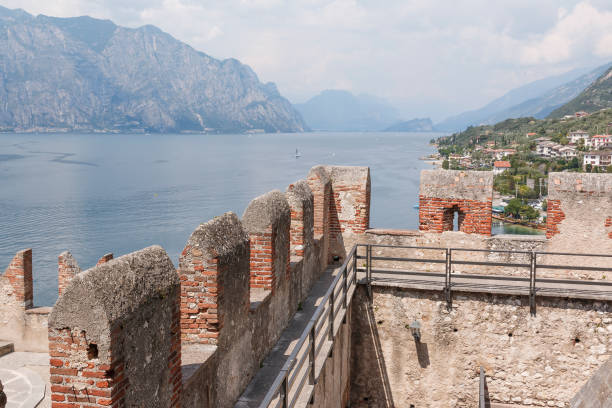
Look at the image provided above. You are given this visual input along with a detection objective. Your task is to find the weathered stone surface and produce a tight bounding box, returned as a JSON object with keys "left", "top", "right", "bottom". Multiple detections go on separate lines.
{"left": 351, "top": 286, "right": 612, "bottom": 408}
{"left": 242, "top": 190, "right": 291, "bottom": 234}
{"left": 571, "top": 355, "right": 612, "bottom": 407}
{"left": 420, "top": 169, "right": 494, "bottom": 201}
{"left": 546, "top": 173, "right": 612, "bottom": 256}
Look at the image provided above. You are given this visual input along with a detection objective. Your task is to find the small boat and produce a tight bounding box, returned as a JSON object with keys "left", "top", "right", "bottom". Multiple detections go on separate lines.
{"left": 295, "top": 148, "right": 301, "bottom": 158}
{"left": 413, "top": 204, "right": 419, "bottom": 209}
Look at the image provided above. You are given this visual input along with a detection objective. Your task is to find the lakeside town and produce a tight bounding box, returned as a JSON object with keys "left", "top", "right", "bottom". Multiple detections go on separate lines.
{"left": 427, "top": 109, "right": 612, "bottom": 230}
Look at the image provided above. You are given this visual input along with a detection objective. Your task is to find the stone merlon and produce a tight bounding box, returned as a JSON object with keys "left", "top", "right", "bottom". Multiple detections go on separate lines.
{"left": 49, "top": 245, "right": 178, "bottom": 359}
{"left": 420, "top": 169, "right": 494, "bottom": 201}
{"left": 242, "top": 190, "right": 291, "bottom": 233}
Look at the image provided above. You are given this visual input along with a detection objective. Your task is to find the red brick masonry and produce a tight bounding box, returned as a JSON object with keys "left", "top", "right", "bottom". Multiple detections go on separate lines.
{"left": 546, "top": 199, "right": 566, "bottom": 239}
{"left": 419, "top": 197, "right": 492, "bottom": 235}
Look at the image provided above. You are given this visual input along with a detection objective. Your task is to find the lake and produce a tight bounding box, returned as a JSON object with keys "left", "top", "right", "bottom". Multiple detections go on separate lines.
{"left": 0, "top": 131, "right": 538, "bottom": 306}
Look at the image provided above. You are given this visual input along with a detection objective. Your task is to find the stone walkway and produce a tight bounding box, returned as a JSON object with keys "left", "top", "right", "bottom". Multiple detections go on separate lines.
{"left": 0, "top": 352, "right": 49, "bottom": 408}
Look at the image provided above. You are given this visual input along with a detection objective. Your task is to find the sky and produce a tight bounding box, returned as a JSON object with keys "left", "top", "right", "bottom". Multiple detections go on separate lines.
{"left": 2, "top": 0, "right": 612, "bottom": 121}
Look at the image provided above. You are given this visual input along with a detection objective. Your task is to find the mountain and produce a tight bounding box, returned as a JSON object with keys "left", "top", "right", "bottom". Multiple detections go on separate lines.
{"left": 0, "top": 6, "right": 307, "bottom": 133}
{"left": 548, "top": 65, "right": 612, "bottom": 118}
{"left": 384, "top": 118, "right": 434, "bottom": 132}
{"left": 435, "top": 64, "right": 609, "bottom": 132}
{"left": 294, "top": 90, "right": 401, "bottom": 131}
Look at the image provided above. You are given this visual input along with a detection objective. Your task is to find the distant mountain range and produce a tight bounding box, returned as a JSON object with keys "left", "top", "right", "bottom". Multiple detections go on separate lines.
{"left": 435, "top": 63, "right": 611, "bottom": 132}
{"left": 294, "top": 90, "right": 402, "bottom": 132}
{"left": 384, "top": 118, "right": 433, "bottom": 132}
{"left": 0, "top": 6, "right": 307, "bottom": 133}
{"left": 548, "top": 65, "right": 612, "bottom": 118}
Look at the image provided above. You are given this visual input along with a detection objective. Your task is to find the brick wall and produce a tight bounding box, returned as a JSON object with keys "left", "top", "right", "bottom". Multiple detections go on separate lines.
{"left": 179, "top": 245, "right": 222, "bottom": 344}
{"left": 48, "top": 327, "right": 116, "bottom": 406}
{"left": 326, "top": 166, "right": 371, "bottom": 259}
{"left": 546, "top": 199, "right": 566, "bottom": 238}
{"left": 243, "top": 191, "right": 291, "bottom": 294}
{"left": 307, "top": 166, "right": 331, "bottom": 238}
{"left": 3, "top": 248, "right": 33, "bottom": 308}
{"left": 178, "top": 213, "right": 250, "bottom": 347}
{"left": 57, "top": 251, "right": 81, "bottom": 296}
{"left": 286, "top": 180, "right": 314, "bottom": 258}
{"left": 418, "top": 170, "right": 494, "bottom": 236}
{"left": 419, "top": 197, "right": 492, "bottom": 235}
{"left": 248, "top": 228, "right": 276, "bottom": 290}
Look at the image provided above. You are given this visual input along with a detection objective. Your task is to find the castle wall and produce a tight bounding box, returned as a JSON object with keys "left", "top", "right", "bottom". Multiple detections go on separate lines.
{"left": 419, "top": 170, "right": 493, "bottom": 235}
{"left": 546, "top": 173, "right": 612, "bottom": 256}
{"left": 48, "top": 246, "right": 181, "bottom": 407}
{"left": 351, "top": 286, "right": 612, "bottom": 407}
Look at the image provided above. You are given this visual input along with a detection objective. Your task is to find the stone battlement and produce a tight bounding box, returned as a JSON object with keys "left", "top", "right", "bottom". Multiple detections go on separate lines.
{"left": 1, "top": 168, "right": 610, "bottom": 408}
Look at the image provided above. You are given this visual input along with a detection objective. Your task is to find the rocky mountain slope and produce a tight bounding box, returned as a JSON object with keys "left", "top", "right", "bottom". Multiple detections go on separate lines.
{"left": 0, "top": 6, "right": 307, "bottom": 133}
{"left": 548, "top": 65, "right": 612, "bottom": 118}
{"left": 294, "top": 90, "right": 401, "bottom": 131}
{"left": 435, "top": 63, "right": 610, "bottom": 131}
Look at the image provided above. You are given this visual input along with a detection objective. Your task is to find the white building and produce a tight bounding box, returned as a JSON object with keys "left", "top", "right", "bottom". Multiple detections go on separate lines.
{"left": 589, "top": 135, "right": 612, "bottom": 149}
{"left": 537, "top": 141, "right": 560, "bottom": 157}
{"left": 583, "top": 150, "right": 612, "bottom": 168}
{"left": 557, "top": 146, "right": 577, "bottom": 158}
{"left": 568, "top": 130, "right": 590, "bottom": 144}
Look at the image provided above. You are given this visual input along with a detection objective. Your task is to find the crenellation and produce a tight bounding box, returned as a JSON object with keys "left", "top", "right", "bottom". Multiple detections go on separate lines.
{"left": 1, "top": 166, "right": 610, "bottom": 408}
{"left": 242, "top": 190, "right": 291, "bottom": 293}
{"left": 419, "top": 170, "right": 493, "bottom": 235}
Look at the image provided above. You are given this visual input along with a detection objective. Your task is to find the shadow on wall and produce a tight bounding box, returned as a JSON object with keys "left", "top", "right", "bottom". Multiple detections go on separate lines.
{"left": 415, "top": 340, "right": 430, "bottom": 368}
{"left": 350, "top": 287, "right": 395, "bottom": 408}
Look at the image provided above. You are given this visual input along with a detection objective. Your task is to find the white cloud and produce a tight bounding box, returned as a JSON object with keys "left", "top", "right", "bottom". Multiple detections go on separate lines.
{"left": 519, "top": 2, "right": 612, "bottom": 65}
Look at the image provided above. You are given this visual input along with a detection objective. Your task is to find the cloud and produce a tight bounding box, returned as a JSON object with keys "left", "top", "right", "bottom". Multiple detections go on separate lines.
{"left": 519, "top": 2, "right": 612, "bottom": 65}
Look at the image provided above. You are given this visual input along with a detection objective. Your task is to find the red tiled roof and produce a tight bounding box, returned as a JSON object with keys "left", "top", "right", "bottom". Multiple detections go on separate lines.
{"left": 494, "top": 161, "right": 511, "bottom": 168}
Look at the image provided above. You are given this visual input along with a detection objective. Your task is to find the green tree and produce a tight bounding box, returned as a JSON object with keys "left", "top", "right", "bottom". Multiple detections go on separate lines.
{"left": 586, "top": 163, "right": 592, "bottom": 173}
{"left": 504, "top": 198, "right": 523, "bottom": 218}
{"left": 442, "top": 160, "right": 449, "bottom": 170}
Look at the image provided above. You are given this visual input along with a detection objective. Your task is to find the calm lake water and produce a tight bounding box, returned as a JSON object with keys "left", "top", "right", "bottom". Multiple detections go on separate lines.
{"left": 0, "top": 131, "right": 538, "bottom": 306}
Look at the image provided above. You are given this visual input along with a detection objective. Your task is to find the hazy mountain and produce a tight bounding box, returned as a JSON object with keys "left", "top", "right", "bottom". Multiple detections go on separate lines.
{"left": 384, "top": 118, "right": 434, "bottom": 132}
{"left": 294, "top": 90, "right": 401, "bottom": 131}
{"left": 435, "top": 64, "right": 609, "bottom": 132}
{"left": 548, "top": 65, "right": 612, "bottom": 118}
{"left": 0, "top": 6, "right": 307, "bottom": 133}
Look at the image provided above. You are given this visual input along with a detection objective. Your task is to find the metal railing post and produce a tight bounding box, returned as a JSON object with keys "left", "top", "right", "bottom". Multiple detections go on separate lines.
{"left": 309, "top": 326, "right": 316, "bottom": 389}
{"left": 342, "top": 265, "right": 348, "bottom": 323}
{"left": 367, "top": 245, "right": 372, "bottom": 299}
{"left": 281, "top": 375, "right": 288, "bottom": 408}
{"left": 328, "top": 288, "right": 334, "bottom": 344}
{"left": 445, "top": 248, "right": 452, "bottom": 311}
{"left": 353, "top": 247, "right": 357, "bottom": 286}
{"left": 530, "top": 251, "right": 537, "bottom": 316}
